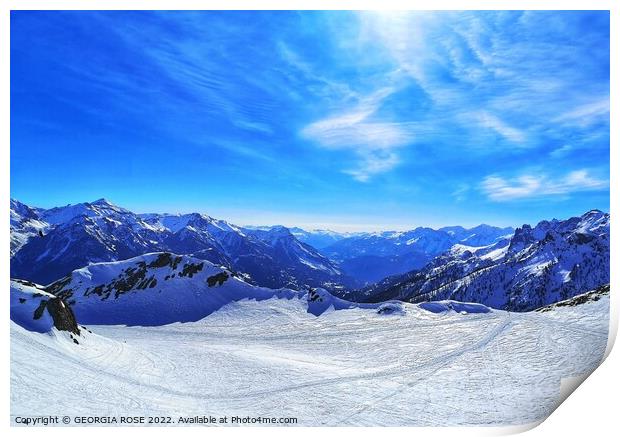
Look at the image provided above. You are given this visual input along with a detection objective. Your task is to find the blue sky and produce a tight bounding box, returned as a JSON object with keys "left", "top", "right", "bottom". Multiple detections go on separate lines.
{"left": 11, "top": 11, "right": 609, "bottom": 231}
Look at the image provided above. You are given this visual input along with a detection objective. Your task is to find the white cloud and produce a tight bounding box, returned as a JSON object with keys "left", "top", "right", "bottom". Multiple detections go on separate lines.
{"left": 549, "top": 144, "right": 574, "bottom": 158}
{"left": 303, "top": 117, "right": 408, "bottom": 151}
{"left": 277, "top": 42, "right": 358, "bottom": 104}
{"left": 451, "top": 184, "right": 470, "bottom": 202}
{"left": 301, "top": 87, "right": 413, "bottom": 181}
{"left": 475, "top": 111, "right": 527, "bottom": 144}
{"left": 481, "top": 170, "right": 607, "bottom": 201}
{"left": 554, "top": 98, "right": 609, "bottom": 127}
{"left": 343, "top": 151, "right": 400, "bottom": 182}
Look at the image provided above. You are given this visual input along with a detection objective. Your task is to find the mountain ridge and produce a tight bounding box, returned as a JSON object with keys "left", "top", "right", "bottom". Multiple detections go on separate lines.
{"left": 355, "top": 210, "right": 609, "bottom": 311}
{"left": 10, "top": 199, "right": 351, "bottom": 292}
{"left": 10, "top": 198, "right": 608, "bottom": 311}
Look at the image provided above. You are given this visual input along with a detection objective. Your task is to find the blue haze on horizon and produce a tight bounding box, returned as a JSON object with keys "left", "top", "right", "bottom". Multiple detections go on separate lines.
{"left": 10, "top": 11, "right": 609, "bottom": 232}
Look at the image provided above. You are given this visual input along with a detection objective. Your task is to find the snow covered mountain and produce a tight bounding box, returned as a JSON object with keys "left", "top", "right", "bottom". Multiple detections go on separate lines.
{"left": 9, "top": 199, "right": 607, "bottom": 311}
{"left": 241, "top": 226, "right": 349, "bottom": 288}
{"left": 438, "top": 224, "right": 515, "bottom": 247}
{"left": 11, "top": 199, "right": 166, "bottom": 285}
{"left": 10, "top": 199, "right": 351, "bottom": 292}
{"left": 357, "top": 210, "right": 609, "bottom": 311}
{"left": 140, "top": 215, "right": 351, "bottom": 291}
{"left": 244, "top": 226, "right": 361, "bottom": 250}
{"left": 10, "top": 199, "right": 49, "bottom": 256}
{"left": 34, "top": 252, "right": 369, "bottom": 325}
{"left": 288, "top": 227, "right": 353, "bottom": 249}
{"left": 322, "top": 225, "right": 514, "bottom": 284}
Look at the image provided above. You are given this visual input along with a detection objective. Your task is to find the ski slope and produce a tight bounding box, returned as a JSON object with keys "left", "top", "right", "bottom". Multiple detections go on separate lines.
{"left": 11, "top": 294, "right": 608, "bottom": 426}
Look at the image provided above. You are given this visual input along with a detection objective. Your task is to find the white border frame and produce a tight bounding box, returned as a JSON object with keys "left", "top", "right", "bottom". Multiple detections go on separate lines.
{"left": 1, "top": 2, "right": 616, "bottom": 436}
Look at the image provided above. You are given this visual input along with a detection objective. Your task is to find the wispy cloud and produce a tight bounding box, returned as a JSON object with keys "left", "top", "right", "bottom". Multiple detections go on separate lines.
{"left": 481, "top": 170, "right": 608, "bottom": 201}
{"left": 277, "top": 41, "right": 358, "bottom": 105}
{"left": 342, "top": 150, "right": 401, "bottom": 182}
{"left": 554, "top": 98, "right": 610, "bottom": 127}
{"left": 474, "top": 111, "right": 527, "bottom": 144}
{"left": 451, "top": 184, "right": 470, "bottom": 202}
{"left": 302, "top": 87, "right": 414, "bottom": 181}
{"left": 11, "top": 11, "right": 609, "bottom": 228}
{"left": 549, "top": 144, "right": 574, "bottom": 158}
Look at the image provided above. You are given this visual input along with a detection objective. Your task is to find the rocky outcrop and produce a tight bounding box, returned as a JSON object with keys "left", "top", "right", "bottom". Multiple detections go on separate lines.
{"left": 10, "top": 279, "right": 80, "bottom": 335}
{"left": 46, "top": 298, "right": 80, "bottom": 335}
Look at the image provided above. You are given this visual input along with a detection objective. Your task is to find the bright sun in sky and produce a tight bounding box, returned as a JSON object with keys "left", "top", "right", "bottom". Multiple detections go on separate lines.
{"left": 10, "top": 10, "right": 609, "bottom": 231}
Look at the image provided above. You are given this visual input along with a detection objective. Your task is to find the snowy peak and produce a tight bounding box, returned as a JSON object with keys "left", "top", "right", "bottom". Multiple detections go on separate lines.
{"left": 508, "top": 210, "right": 610, "bottom": 255}
{"left": 244, "top": 225, "right": 344, "bottom": 278}
{"left": 576, "top": 209, "right": 609, "bottom": 234}
{"left": 42, "top": 252, "right": 356, "bottom": 325}
{"left": 10, "top": 199, "right": 41, "bottom": 222}
{"left": 358, "top": 211, "right": 609, "bottom": 311}
{"left": 11, "top": 200, "right": 352, "bottom": 291}
{"left": 10, "top": 199, "right": 50, "bottom": 256}
{"left": 90, "top": 198, "right": 114, "bottom": 207}
{"left": 436, "top": 224, "right": 514, "bottom": 246}
{"left": 254, "top": 226, "right": 356, "bottom": 250}
{"left": 45, "top": 252, "right": 287, "bottom": 325}
{"left": 40, "top": 198, "right": 131, "bottom": 225}
{"left": 141, "top": 212, "right": 242, "bottom": 235}
{"left": 248, "top": 225, "right": 294, "bottom": 242}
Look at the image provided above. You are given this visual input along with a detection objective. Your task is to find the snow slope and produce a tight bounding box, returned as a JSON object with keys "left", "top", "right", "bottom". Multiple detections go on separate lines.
{"left": 10, "top": 280, "right": 58, "bottom": 333}
{"left": 11, "top": 290, "right": 608, "bottom": 426}
{"left": 42, "top": 253, "right": 368, "bottom": 325}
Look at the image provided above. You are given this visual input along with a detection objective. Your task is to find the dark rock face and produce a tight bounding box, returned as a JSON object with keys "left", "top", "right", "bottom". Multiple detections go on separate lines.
{"left": 207, "top": 272, "right": 229, "bottom": 287}
{"left": 46, "top": 298, "right": 80, "bottom": 335}
{"left": 148, "top": 252, "right": 183, "bottom": 269}
{"left": 179, "top": 261, "right": 204, "bottom": 278}
{"left": 307, "top": 289, "right": 323, "bottom": 303}
{"left": 27, "top": 294, "right": 80, "bottom": 335}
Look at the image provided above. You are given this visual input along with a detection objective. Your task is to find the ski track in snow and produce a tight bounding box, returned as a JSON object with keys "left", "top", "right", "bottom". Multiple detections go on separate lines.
{"left": 11, "top": 296, "right": 609, "bottom": 426}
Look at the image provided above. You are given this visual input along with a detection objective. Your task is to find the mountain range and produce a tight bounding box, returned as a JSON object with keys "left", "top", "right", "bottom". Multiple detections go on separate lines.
{"left": 9, "top": 198, "right": 610, "bottom": 312}
{"left": 10, "top": 198, "right": 512, "bottom": 290}
{"left": 356, "top": 210, "right": 610, "bottom": 311}
{"left": 320, "top": 224, "right": 514, "bottom": 283}
{"left": 10, "top": 199, "right": 349, "bottom": 292}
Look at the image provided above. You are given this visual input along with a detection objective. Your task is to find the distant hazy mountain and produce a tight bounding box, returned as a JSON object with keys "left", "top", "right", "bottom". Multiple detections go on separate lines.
{"left": 288, "top": 227, "right": 353, "bottom": 249}
{"left": 355, "top": 210, "right": 609, "bottom": 311}
{"left": 321, "top": 225, "right": 514, "bottom": 284}
{"left": 243, "top": 225, "right": 360, "bottom": 250}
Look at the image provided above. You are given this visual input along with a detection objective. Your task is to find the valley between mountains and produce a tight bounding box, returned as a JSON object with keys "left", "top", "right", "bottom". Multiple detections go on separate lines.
{"left": 9, "top": 199, "right": 611, "bottom": 426}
